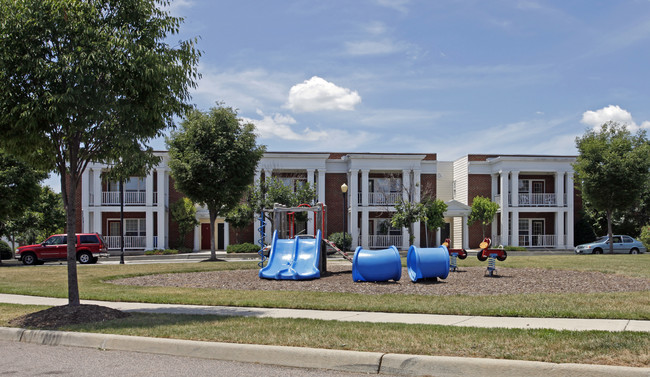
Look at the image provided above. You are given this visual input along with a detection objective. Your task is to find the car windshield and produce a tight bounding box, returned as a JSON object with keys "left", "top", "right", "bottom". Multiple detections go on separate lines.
{"left": 594, "top": 236, "right": 608, "bottom": 243}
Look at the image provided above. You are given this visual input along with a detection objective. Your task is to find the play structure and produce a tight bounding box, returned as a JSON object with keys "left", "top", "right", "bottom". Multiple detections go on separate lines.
{"left": 442, "top": 238, "right": 467, "bottom": 272}
{"left": 406, "top": 245, "right": 450, "bottom": 282}
{"left": 475, "top": 237, "right": 508, "bottom": 277}
{"left": 352, "top": 246, "right": 402, "bottom": 282}
{"left": 259, "top": 203, "right": 328, "bottom": 280}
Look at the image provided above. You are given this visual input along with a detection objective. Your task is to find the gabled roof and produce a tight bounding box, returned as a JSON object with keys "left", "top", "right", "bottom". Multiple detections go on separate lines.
{"left": 444, "top": 199, "right": 472, "bottom": 217}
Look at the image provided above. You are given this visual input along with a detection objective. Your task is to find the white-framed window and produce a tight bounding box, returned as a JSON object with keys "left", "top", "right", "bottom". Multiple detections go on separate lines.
{"left": 518, "top": 179, "right": 545, "bottom": 193}
{"left": 278, "top": 177, "right": 306, "bottom": 192}
{"left": 372, "top": 178, "right": 401, "bottom": 193}
{"left": 108, "top": 177, "right": 146, "bottom": 192}
{"left": 125, "top": 219, "right": 146, "bottom": 237}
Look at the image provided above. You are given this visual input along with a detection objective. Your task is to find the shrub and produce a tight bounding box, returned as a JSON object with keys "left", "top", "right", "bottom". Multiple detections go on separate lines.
{"left": 640, "top": 225, "right": 650, "bottom": 251}
{"left": 504, "top": 245, "right": 527, "bottom": 251}
{"left": 145, "top": 249, "right": 179, "bottom": 255}
{"left": 227, "top": 243, "right": 261, "bottom": 253}
{"left": 328, "top": 232, "right": 351, "bottom": 251}
{"left": 0, "top": 240, "right": 12, "bottom": 260}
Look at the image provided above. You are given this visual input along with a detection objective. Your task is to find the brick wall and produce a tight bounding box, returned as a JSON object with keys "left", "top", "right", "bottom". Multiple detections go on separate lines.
{"left": 467, "top": 174, "right": 494, "bottom": 247}
{"left": 325, "top": 173, "right": 346, "bottom": 237}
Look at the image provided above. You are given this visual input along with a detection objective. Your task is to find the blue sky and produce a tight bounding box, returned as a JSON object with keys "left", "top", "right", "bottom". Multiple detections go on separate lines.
{"left": 45, "top": 0, "right": 650, "bottom": 191}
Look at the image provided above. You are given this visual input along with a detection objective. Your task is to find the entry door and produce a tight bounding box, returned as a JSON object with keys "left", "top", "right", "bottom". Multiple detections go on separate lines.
{"left": 201, "top": 223, "right": 211, "bottom": 250}
{"left": 532, "top": 220, "right": 544, "bottom": 246}
{"left": 217, "top": 223, "right": 225, "bottom": 250}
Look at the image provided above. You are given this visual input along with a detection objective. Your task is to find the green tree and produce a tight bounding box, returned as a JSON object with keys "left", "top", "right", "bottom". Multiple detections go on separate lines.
{"left": 167, "top": 105, "right": 265, "bottom": 261}
{"left": 421, "top": 197, "right": 448, "bottom": 246}
{"left": 391, "top": 199, "right": 424, "bottom": 246}
{"left": 7, "top": 185, "right": 65, "bottom": 247}
{"left": 573, "top": 122, "right": 650, "bottom": 253}
{"left": 246, "top": 177, "right": 318, "bottom": 229}
{"left": 0, "top": 0, "right": 200, "bottom": 304}
{"left": 225, "top": 203, "right": 254, "bottom": 244}
{"left": 467, "top": 196, "right": 499, "bottom": 239}
{"left": 170, "top": 198, "right": 199, "bottom": 249}
{"left": 0, "top": 150, "right": 46, "bottom": 264}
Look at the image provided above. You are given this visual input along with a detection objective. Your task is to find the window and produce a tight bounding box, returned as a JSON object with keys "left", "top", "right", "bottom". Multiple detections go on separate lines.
{"left": 44, "top": 235, "right": 67, "bottom": 245}
{"left": 623, "top": 236, "right": 634, "bottom": 243}
{"left": 108, "top": 177, "right": 146, "bottom": 192}
{"left": 79, "top": 235, "right": 99, "bottom": 244}
{"left": 125, "top": 219, "right": 146, "bottom": 237}
{"left": 279, "top": 177, "right": 306, "bottom": 193}
{"left": 374, "top": 178, "right": 401, "bottom": 193}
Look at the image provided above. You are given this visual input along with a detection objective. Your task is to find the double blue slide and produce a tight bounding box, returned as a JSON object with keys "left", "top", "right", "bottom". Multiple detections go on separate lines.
{"left": 259, "top": 230, "right": 322, "bottom": 280}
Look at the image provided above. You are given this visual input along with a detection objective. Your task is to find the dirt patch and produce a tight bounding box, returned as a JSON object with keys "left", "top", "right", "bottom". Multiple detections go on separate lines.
{"left": 111, "top": 263, "right": 650, "bottom": 296}
{"left": 9, "top": 304, "right": 131, "bottom": 329}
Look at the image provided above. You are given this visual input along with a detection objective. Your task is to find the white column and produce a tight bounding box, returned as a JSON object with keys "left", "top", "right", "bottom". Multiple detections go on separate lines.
{"left": 264, "top": 169, "right": 273, "bottom": 242}
{"left": 193, "top": 224, "right": 200, "bottom": 251}
{"left": 491, "top": 174, "right": 498, "bottom": 202}
{"left": 361, "top": 210, "right": 369, "bottom": 249}
{"left": 146, "top": 210, "right": 154, "bottom": 250}
{"left": 306, "top": 169, "right": 315, "bottom": 236}
{"left": 224, "top": 222, "right": 230, "bottom": 249}
{"left": 462, "top": 215, "right": 469, "bottom": 250}
{"left": 254, "top": 170, "right": 262, "bottom": 245}
{"left": 156, "top": 168, "right": 166, "bottom": 249}
{"left": 511, "top": 210, "right": 519, "bottom": 247}
{"left": 93, "top": 208, "right": 102, "bottom": 236}
{"left": 556, "top": 172, "right": 565, "bottom": 207}
{"left": 317, "top": 170, "right": 326, "bottom": 204}
{"left": 81, "top": 168, "right": 90, "bottom": 232}
{"left": 93, "top": 167, "right": 102, "bottom": 207}
{"left": 511, "top": 171, "right": 519, "bottom": 207}
{"left": 349, "top": 169, "right": 359, "bottom": 207}
{"left": 146, "top": 170, "right": 154, "bottom": 207}
{"left": 361, "top": 170, "right": 369, "bottom": 207}
{"left": 499, "top": 172, "right": 509, "bottom": 246}
{"left": 556, "top": 211, "right": 565, "bottom": 249}
{"left": 402, "top": 170, "right": 411, "bottom": 202}
{"left": 413, "top": 170, "right": 421, "bottom": 247}
{"left": 566, "top": 173, "right": 575, "bottom": 248}
{"left": 306, "top": 169, "right": 315, "bottom": 187}
{"left": 436, "top": 228, "right": 441, "bottom": 247}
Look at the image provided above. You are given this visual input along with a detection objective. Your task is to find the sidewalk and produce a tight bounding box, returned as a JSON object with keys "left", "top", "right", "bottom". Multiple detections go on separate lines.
{"left": 1, "top": 293, "right": 648, "bottom": 332}
{"left": 1, "top": 293, "right": 648, "bottom": 376}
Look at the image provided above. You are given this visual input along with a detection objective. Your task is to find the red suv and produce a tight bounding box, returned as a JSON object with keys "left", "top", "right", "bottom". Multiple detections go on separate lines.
{"left": 15, "top": 233, "right": 109, "bottom": 265}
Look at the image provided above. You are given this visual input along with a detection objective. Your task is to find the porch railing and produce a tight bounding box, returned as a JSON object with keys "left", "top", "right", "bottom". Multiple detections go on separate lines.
{"left": 519, "top": 235, "right": 560, "bottom": 248}
{"left": 359, "top": 192, "right": 401, "bottom": 206}
{"left": 493, "top": 193, "right": 567, "bottom": 207}
{"left": 368, "top": 235, "right": 402, "bottom": 248}
{"left": 105, "top": 236, "right": 147, "bottom": 250}
{"left": 101, "top": 191, "right": 148, "bottom": 205}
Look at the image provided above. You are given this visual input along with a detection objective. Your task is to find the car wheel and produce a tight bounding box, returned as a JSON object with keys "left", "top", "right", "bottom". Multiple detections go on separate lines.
{"left": 630, "top": 248, "right": 639, "bottom": 254}
{"left": 91, "top": 257, "right": 99, "bottom": 264}
{"left": 497, "top": 250, "right": 507, "bottom": 261}
{"left": 21, "top": 252, "right": 37, "bottom": 266}
{"left": 458, "top": 250, "right": 467, "bottom": 260}
{"left": 78, "top": 251, "right": 92, "bottom": 264}
{"left": 477, "top": 250, "right": 488, "bottom": 262}
{"left": 592, "top": 248, "right": 602, "bottom": 254}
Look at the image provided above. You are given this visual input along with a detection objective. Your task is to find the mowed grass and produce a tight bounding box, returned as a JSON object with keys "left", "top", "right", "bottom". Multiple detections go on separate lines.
{"left": 0, "top": 255, "right": 649, "bottom": 319}
{"left": 1, "top": 303, "right": 647, "bottom": 367}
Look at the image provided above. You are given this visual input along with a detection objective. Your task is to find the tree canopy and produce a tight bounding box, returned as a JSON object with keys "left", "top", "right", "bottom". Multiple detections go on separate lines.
{"left": 247, "top": 176, "right": 318, "bottom": 226}
{"left": 0, "top": 0, "right": 200, "bottom": 303}
{"left": 170, "top": 197, "right": 199, "bottom": 249}
{"left": 167, "top": 105, "right": 265, "bottom": 260}
{"left": 573, "top": 121, "right": 650, "bottom": 252}
{"left": 467, "top": 195, "right": 499, "bottom": 238}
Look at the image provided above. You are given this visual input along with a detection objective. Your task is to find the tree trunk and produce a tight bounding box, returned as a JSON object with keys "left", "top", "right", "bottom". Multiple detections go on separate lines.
{"left": 209, "top": 209, "right": 217, "bottom": 261}
{"left": 607, "top": 208, "right": 614, "bottom": 254}
{"left": 62, "top": 174, "right": 80, "bottom": 306}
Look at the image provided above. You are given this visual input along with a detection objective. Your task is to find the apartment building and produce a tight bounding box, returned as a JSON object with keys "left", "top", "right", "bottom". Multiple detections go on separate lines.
{"left": 76, "top": 151, "right": 578, "bottom": 252}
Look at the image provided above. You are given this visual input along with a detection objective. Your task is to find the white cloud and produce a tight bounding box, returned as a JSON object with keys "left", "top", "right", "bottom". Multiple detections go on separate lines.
{"left": 244, "top": 110, "right": 328, "bottom": 142}
{"left": 374, "top": 0, "right": 410, "bottom": 14}
{"left": 581, "top": 105, "right": 650, "bottom": 132}
{"left": 345, "top": 39, "right": 409, "bottom": 56}
{"left": 286, "top": 76, "right": 361, "bottom": 113}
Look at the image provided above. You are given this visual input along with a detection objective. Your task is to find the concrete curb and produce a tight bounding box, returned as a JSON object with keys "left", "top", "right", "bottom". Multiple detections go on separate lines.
{"left": 1, "top": 327, "right": 648, "bottom": 376}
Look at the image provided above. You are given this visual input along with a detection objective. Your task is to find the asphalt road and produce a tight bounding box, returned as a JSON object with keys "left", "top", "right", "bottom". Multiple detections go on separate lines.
{"left": 1, "top": 340, "right": 394, "bottom": 377}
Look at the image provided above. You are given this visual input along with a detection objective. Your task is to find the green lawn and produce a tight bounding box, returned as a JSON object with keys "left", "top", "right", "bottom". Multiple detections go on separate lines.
{"left": 0, "top": 255, "right": 649, "bottom": 319}
{"left": 1, "top": 303, "right": 648, "bottom": 368}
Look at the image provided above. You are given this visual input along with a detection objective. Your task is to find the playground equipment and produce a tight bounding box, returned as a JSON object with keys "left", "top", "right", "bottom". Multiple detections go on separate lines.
{"left": 259, "top": 203, "right": 330, "bottom": 280}
{"left": 475, "top": 237, "right": 508, "bottom": 277}
{"left": 259, "top": 230, "right": 322, "bottom": 280}
{"left": 352, "top": 246, "right": 402, "bottom": 282}
{"left": 442, "top": 238, "right": 467, "bottom": 272}
{"left": 406, "top": 245, "right": 450, "bottom": 282}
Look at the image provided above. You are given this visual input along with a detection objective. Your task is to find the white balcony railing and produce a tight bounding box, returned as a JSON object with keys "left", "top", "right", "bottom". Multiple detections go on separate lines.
{"left": 363, "top": 192, "right": 401, "bottom": 206}
{"left": 101, "top": 191, "right": 148, "bottom": 205}
{"left": 368, "top": 235, "right": 402, "bottom": 248}
{"left": 105, "top": 236, "right": 147, "bottom": 250}
{"left": 494, "top": 193, "right": 566, "bottom": 207}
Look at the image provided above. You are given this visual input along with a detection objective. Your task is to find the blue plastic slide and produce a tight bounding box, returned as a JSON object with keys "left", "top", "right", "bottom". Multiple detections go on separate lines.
{"left": 352, "top": 246, "right": 402, "bottom": 282}
{"left": 259, "top": 230, "right": 322, "bottom": 280}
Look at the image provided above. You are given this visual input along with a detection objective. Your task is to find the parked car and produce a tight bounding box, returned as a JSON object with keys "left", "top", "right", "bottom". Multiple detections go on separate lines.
{"left": 574, "top": 235, "right": 647, "bottom": 254}
{"left": 15, "top": 233, "right": 109, "bottom": 265}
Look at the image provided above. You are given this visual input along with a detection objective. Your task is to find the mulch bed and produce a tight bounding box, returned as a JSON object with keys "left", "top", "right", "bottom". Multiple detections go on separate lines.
{"left": 9, "top": 304, "right": 131, "bottom": 329}
{"left": 111, "top": 263, "right": 650, "bottom": 296}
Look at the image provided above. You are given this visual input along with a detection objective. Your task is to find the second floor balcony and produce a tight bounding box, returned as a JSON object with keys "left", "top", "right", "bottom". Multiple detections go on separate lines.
{"left": 91, "top": 191, "right": 158, "bottom": 206}
{"left": 494, "top": 193, "right": 567, "bottom": 207}
{"left": 357, "top": 191, "right": 402, "bottom": 206}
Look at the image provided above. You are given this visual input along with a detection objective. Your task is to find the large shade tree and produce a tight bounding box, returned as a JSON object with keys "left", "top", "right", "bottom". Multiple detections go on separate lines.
{"left": 467, "top": 195, "right": 499, "bottom": 239}
{"left": 167, "top": 105, "right": 265, "bottom": 261}
{"left": 573, "top": 122, "right": 650, "bottom": 253}
{"left": 0, "top": 0, "right": 200, "bottom": 304}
